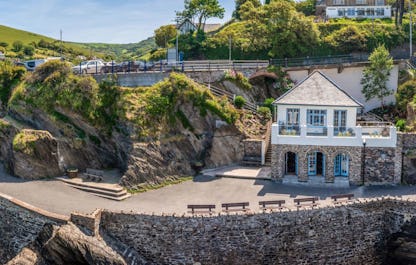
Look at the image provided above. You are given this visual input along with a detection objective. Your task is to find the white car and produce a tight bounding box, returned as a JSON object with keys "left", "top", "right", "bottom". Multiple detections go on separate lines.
{"left": 72, "top": 60, "right": 104, "bottom": 74}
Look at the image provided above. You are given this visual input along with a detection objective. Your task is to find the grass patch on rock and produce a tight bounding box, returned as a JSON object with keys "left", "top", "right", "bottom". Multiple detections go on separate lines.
{"left": 127, "top": 176, "right": 193, "bottom": 194}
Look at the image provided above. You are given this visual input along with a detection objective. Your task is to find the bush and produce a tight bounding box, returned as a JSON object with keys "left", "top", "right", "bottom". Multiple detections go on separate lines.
{"left": 234, "top": 95, "right": 246, "bottom": 109}
{"left": 396, "top": 119, "right": 406, "bottom": 131}
{"left": 263, "top": 98, "right": 275, "bottom": 112}
{"left": 257, "top": 106, "right": 272, "bottom": 120}
{"left": 396, "top": 80, "right": 416, "bottom": 112}
{"left": 224, "top": 69, "right": 252, "bottom": 90}
{"left": 0, "top": 60, "right": 26, "bottom": 105}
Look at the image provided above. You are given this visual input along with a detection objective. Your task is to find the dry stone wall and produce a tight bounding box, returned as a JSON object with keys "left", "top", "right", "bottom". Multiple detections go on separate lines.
{"left": 100, "top": 199, "right": 416, "bottom": 265}
{"left": 0, "top": 197, "right": 57, "bottom": 264}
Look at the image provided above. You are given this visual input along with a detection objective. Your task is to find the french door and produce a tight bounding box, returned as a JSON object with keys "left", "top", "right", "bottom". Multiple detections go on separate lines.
{"left": 308, "top": 152, "right": 325, "bottom": 176}
{"left": 334, "top": 154, "right": 349, "bottom": 177}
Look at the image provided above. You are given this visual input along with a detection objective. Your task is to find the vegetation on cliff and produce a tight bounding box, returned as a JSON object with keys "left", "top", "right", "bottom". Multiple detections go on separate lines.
{"left": 7, "top": 61, "right": 240, "bottom": 141}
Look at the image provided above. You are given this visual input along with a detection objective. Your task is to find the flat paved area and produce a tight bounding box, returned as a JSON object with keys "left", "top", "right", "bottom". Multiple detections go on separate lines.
{"left": 1, "top": 167, "right": 416, "bottom": 217}
{"left": 202, "top": 166, "right": 271, "bottom": 179}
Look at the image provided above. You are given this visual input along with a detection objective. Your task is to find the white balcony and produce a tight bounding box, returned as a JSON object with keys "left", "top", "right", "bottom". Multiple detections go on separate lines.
{"left": 272, "top": 123, "right": 397, "bottom": 147}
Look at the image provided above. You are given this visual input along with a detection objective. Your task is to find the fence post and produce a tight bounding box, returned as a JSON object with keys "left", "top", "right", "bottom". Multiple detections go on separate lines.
{"left": 144, "top": 61, "right": 147, "bottom": 72}
{"left": 111, "top": 60, "right": 114, "bottom": 74}
{"left": 285, "top": 58, "right": 288, "bottom": 67}
{"left": 128, "top": 61, "right": 131, "bottom": 72}
{"left": 96, "top": 61, "right": 98, "bottom": 74}
{"left": 182, "top": 62, "right": 184, "bottom": 72}
{"left": 160, "top": 60, "right": 162, "bottom": 72}
{"left": 79, "top": 62, "right": 82, "bottom": 74}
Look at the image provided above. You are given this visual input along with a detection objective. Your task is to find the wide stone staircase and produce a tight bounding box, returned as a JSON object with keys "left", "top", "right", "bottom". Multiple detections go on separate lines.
{"left": 58, "top": 177, "right": 131, "bottom": 201}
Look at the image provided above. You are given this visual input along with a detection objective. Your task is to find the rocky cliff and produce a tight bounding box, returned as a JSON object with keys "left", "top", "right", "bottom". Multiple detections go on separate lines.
{"left": 1, "top": 61, "right": 267, "bottom": 188}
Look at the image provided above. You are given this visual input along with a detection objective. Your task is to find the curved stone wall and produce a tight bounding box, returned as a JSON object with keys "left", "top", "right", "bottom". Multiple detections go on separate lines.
{"left": 100, "top": 199, "right": 416, "bottom": 265}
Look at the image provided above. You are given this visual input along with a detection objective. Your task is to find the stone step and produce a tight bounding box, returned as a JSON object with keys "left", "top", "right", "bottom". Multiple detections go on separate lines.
{"left": 65, "top": 183, "right": 128, "bottom": 197}
{"left": 66, "top": 184, "right": 132, "bottom": 201}
{"left": 58, "top": 177, "right": 124, "bottom": 193}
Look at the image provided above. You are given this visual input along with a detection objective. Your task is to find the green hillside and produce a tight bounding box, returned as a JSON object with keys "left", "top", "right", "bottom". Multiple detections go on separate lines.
{"left": 0, "top": 24, "right": 156, "bottom": 62}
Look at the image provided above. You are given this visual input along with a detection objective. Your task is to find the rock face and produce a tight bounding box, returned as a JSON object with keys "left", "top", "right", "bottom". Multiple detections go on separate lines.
{"left": 9, "top": 223, "right": 127, "bottom": 265}
{"left": 12, "top": 129, "right": 62, "bottom": 179}
{"left": 385, "top": 221, "right": 416, "bottom": 265}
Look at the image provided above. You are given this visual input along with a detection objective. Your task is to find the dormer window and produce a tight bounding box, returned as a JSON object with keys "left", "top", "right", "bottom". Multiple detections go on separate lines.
{"left": 333, "top": 0, "right": 345, "bottom": 4}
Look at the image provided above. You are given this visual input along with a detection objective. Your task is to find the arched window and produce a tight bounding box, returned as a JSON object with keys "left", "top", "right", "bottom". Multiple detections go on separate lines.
{"left": 334, "top": 154, "right": 349, "bottom": 177}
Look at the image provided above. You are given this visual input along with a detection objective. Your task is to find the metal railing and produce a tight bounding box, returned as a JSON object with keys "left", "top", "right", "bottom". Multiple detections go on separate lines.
{"left": 270, "top": 54, "right": 369, "bottom": 68}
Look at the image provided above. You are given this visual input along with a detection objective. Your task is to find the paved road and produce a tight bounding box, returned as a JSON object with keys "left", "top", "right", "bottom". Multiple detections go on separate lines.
{"left": 1, "top": 168, "right": 416, "bottom": 217}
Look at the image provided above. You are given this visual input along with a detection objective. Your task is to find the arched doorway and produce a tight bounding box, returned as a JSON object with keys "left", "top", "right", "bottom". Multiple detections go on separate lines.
{"left": 308, "top": 152, "right": 325, "bottom": 176}
{"left": 334, "top": 153, "right": 349, "bottom": 177}
{"left": 285, "top": 152, "right": 298, "bottom": 175}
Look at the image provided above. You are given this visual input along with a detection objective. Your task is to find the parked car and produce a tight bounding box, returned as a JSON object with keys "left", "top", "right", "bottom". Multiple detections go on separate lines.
{"left": 100, "top": 61, "right": 121, "bottom": 73}
{"left": 72, "top": 60, "right": 104, "bottom": 74}
{"left": 22, "top": 59, "right": 48, "bottom": 71}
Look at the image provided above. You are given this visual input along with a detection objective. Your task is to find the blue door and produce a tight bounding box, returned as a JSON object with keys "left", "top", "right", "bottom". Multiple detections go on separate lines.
{"left": 334, "top": 154, "right": 349, "bottom": 177}
{"left": 308, "top": 152, "right": 325, "bottom": 176}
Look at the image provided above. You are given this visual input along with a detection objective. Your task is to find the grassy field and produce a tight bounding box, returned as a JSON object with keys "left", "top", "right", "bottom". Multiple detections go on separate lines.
{"left": 0, "top": 24, "right": 156, "bottom": 61}
{"left": 0, "top": 24, "right": 89, "bottom": 54}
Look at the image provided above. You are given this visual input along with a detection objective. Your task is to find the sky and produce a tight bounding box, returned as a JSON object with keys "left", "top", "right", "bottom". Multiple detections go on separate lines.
{"left": 0, "top": 0, "right": 235, "bottom": 44}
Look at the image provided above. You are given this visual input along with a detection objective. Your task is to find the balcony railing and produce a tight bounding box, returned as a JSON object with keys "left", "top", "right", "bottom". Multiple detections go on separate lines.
{"left": 279, "top": 125, "right": 300, "bottom": 136}
{"left": 362, "top": 126, "right": 390, "bottom": 138}
{"left": 272, "top": 123, "right": 397, "bottom": 148}
{"left": 306, "top": 126, "right": 327, "bottom": 136}
{"left": 334, "top": 127, "right": 356, "bottom": 137}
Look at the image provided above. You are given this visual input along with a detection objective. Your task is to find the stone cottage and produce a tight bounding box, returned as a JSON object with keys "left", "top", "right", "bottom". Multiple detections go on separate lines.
{"left": 271, "top": 71, "right": 400, "bottom": 185}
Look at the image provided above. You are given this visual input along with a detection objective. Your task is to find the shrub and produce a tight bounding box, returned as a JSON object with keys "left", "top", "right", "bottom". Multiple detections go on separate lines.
{"left": 263, "top": 98, "right": 275, "bottom": 112}
{"left": 224, "top": 69, "right": 252, "bottom": 90}
{"left": 234, "top": 95, "right": 246, "bottom": 109}
{"left": 257, "top": 106, "right": 272, "bottom": 120}
{"left": 0, "top": 60, "right": 26, "bottom": 104}
{"left": 396, "top": 80, "right": 416, "bottom": 112}
{"left": 396, "top": 119, "right": 406, "bottom": 132}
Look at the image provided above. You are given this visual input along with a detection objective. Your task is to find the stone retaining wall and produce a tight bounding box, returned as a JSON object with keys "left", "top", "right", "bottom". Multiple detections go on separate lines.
{"left": 100, "top": 199, "right": 416, "bottom": 265}
{"left": 0, "top": 197, "right": 58, "bottom": 264}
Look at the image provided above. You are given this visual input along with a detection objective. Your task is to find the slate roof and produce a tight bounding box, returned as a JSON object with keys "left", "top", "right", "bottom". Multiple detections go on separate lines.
{"left": 273, "top": 71, "right": 363, "bottom": 108}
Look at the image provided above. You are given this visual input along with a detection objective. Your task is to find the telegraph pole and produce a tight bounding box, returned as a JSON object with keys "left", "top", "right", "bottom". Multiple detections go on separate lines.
{"left": 60, "top": 29, "right": 63, "bottom": 59}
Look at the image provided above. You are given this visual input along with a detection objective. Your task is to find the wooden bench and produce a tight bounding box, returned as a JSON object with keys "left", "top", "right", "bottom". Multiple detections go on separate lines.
{"left": 294, "top": 197, "right": 319, "bottom": 209}
{"left": 84, "top": 168, "right": 104, "bottom": 182}
{"left": 222, "top": 202, "right": 250, "bottom": 213}
{"left": 241, "top": 156, "right": 262, "bottom": 166}
{"left": 259, "top": 200, "right": 286, "bottom": 212}
{"left": 187, "top": 204, "right": 216, "bottom": 215}
{"left": 331, "top": 194, "right": 354, "bottom": 204}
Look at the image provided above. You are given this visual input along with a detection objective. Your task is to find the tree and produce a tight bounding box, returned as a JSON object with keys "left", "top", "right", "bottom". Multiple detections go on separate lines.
{"left": 233, "top": 0, "right": 261, "bottom": 19}
{"left": 23, "top": 45, "right": 35, "bottom": 56}
{"left": 361, "top": 45, "right": 394, "bottom": 108}
{"left": 396, "top": 79, "right": 416, "bottom": 112}
{"left": 295, "top": 0, "right": 316, "bottom": 16}
{"left": 324, "top": 26, "right": 367, "bottom": 53}
{"left": 239, "top": 0, "right": 320, "bottom": 58}
{"left": 12, "top": 41, "right": 23, "bottom": 52}
{"left": 176, "top": 0, "right": 225, "bottom": 32}
{"left": 155, "top": 25, "right": 177, "bottom": 48}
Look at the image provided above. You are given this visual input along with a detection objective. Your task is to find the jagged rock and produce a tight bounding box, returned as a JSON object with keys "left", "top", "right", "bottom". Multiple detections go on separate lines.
{"left": 12, "top": 129, "right": 62, "bottom": 179}
{"left": 385, "top": 222, "right": 416, "bottom": 265}
{"left": 37, "top": 223, "right": 126, "bottom": 265}
{"left": 6, "top": 247, "right": 44, "bottom": 265}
